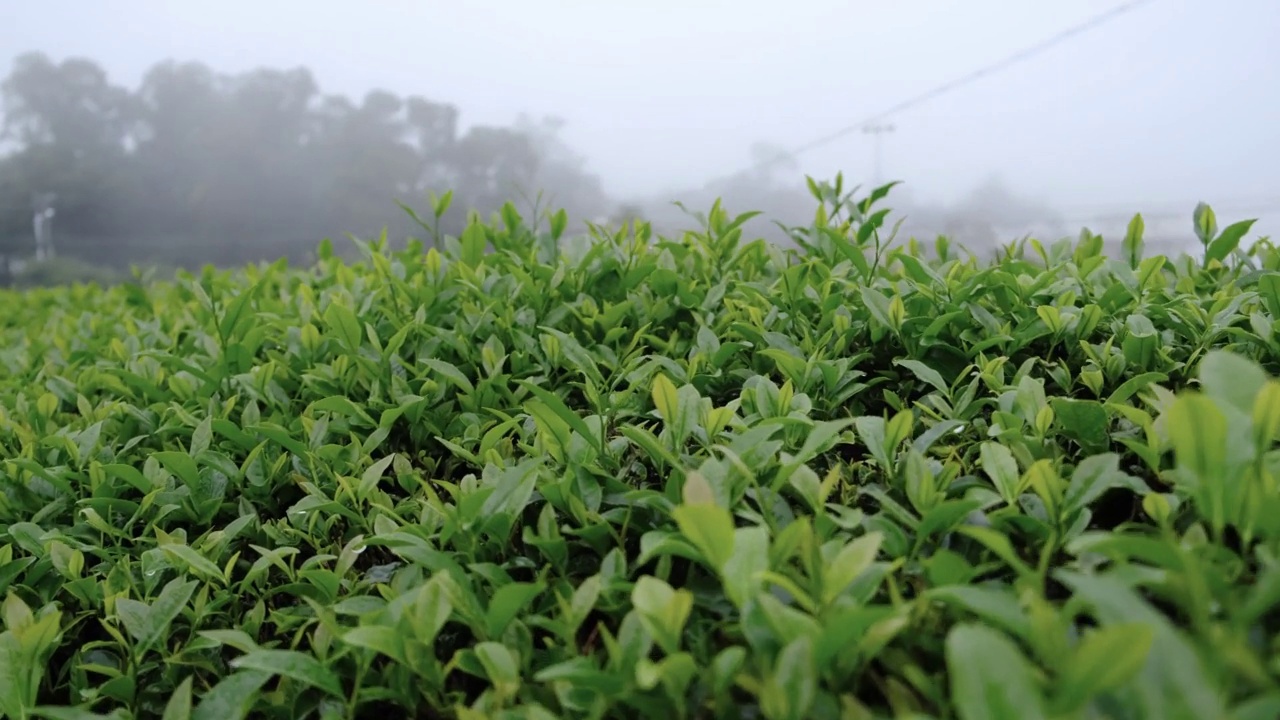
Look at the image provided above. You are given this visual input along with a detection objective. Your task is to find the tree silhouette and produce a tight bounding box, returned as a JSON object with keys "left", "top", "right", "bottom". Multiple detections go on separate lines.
{"left": 0, "top": 51, "right": 614, "bottom": 277}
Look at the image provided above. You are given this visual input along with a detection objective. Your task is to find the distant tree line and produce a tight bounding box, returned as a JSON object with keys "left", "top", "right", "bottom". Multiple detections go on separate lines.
{"left": 0, "top": 51, "right": 614, "bottom": 276}
{"left": 0, "top": 51, "right": 1116, "bottom": 287}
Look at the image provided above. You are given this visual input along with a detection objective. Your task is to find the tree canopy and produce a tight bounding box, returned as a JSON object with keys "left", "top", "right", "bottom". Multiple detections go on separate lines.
{"left": 0, "top": 51, "right": 613, "bottom": 271}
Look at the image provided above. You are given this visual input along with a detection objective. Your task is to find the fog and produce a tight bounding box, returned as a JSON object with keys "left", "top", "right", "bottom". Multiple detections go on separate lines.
{"left": 1, "top": 0, "right": 1277, "bottom": 277}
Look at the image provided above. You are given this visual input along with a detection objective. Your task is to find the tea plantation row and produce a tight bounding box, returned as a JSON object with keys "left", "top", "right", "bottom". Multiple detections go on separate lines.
{"left": 2, "top": 180, "right": 1280, "bottom": 719}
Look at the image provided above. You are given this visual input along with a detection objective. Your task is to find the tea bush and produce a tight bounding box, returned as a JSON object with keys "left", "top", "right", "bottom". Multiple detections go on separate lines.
{"left": 2, "top": 178, "right": 1280, "bottom": 719}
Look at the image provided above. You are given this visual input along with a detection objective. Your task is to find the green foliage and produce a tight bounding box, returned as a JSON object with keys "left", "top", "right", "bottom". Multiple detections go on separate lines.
{"left": 1, "top": 177, "right": 1279, "bottom": 718}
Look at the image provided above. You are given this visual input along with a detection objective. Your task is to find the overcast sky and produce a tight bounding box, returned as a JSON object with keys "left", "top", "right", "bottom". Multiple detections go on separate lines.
{"left": 2, "top": 0, "right": 1278, "bottom": 238}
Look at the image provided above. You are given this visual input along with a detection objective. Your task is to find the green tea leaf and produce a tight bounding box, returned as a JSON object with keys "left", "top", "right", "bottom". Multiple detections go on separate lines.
{"left": 1164, "top": 392, "right": 1228, "bottom": 482}
{"left": 191, "top": 670, "right": 272, "bottom": 720}
{"left": 672, "top": 502, "right": 735, "bottom": 573}
{"left": 359, "top": 455, "right": 396, "bottom": 495}
{"left": 1251, "top": 380, "right": 1280, "bottom": 447}
{"left": 160, "top": 676, "right": 194, "bottom": 720}
{"left": 946, "top": 623, "right": 1046, "bottom": 720}
{"left": 322, "top": 300, "right": 362, "bottom": 350}
{"left": 651, "top": 373, "right": 679, "bottom": 426}
{"left": 475, "top": 642, "right": 522, "bottom": 692}
{"left": 0, "top": 633, "right": 27, "bottom": 718}
{"left": 1062, "top": 453, "right": 1145, "bottom": 519}
{"left": 159, "top": 545, "right": 226, "bottom": 585}
{"left": 518, "top": 381, "right": 600, "bottom": 452}
{"left": 1122, "top": 213, "right": 1145, "bottom": 267}
{"left": 136, "top": 578, "right": 198, "bottom": 654}
{"left": 340, "top": 626, "right": 406, "bottom": 664}
{"left": 1055, "top": 623, "right": 1154, "bottom": 712}
{"left": 217, "top": 277, "right": 262, "bottom": 345}
{"left": 1205, "top": 218, "right": 1256, "bottom": 264}
{"left": 925, "top": 585, "right": 1031, "bottom": 639}
{"left": 230, "top": 649, "right": 344, "bottom": 697}
{"left": 1056, "top": 570, "right": 1228, "bottom": 720}
{"left": 153, "top": 451, "right": 201, "bottom": 490}
{"left": 821, "top": 532, "right": 881, "bottom": 605}
{"left": 631, "top": 576, "right": 692, "bottom": 654}
{"left": 1199, "top": 350, "right": 1268, "bottom": 414}
{"left": 1050, "top": 398, "right": 1109, "bottom": 454}
{"left": 1193, "top": 202, "right": 1217, "bottom": 246}
{"left": 310, "top": 395, "right": 377, "bottom": 426}
{"left": 721, "top": 526, "right": 769, "bottom": 609}
{"left": 485, "top": 581, "right": 544, "bottom": 638}
{"left": 760, "top": 636, "right": 816, "bottom": 720}
{"left": 894, "top": 358, "right": 950, "bottom": 396}
{"left": 979, "top": 442, "right": 1022, "bottom": 505}
{"left": 421, "top": 358, "right": 476, "bottom": 394}
{"left": 460, "top": 219, "right": 488, "bottom": 266}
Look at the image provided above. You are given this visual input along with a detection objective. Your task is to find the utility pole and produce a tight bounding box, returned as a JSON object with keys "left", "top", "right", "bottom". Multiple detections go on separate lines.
{"left": 862, "top": 122, "right": 895, "bottom": 186}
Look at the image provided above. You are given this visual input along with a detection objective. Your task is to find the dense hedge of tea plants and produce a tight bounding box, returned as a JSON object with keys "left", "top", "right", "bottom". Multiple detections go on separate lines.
{"left": 3, "top": 179, "right": 1280, "bottom": 719}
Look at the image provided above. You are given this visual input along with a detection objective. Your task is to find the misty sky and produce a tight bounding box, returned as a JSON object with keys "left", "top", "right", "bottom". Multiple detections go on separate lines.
{"left": 2, "top": 0, "right": 1278, "bottom": 238}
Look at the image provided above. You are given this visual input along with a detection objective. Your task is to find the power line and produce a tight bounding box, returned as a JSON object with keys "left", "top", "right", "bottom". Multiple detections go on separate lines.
{"left": 711, "top": 0, "right": 1159, "bottom": 184}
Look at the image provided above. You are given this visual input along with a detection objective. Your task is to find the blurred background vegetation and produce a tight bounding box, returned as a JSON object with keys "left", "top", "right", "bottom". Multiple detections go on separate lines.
{"left": 0, "top": 50, "right": 1190, "bottom": 288}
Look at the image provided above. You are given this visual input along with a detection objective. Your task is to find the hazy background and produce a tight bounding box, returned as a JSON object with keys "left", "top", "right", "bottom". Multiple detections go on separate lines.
{"left": 1, "top": 0, "right": 1277, "bottom": 282}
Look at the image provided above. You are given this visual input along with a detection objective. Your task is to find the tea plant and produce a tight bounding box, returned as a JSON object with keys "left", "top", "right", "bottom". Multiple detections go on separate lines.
{"left": 2, "top": 178, "right": 1279, "bottom": 719}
